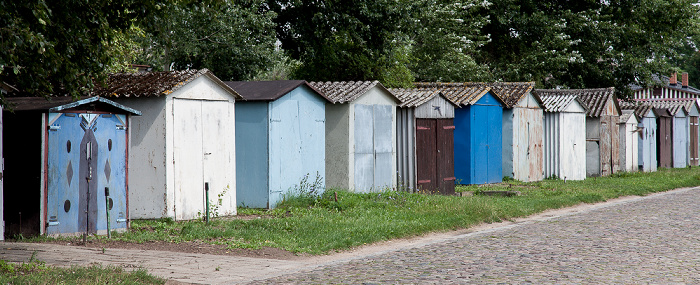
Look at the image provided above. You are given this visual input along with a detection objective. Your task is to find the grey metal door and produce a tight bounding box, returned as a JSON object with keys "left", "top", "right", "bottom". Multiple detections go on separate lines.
{"left": 354, "top": 104, "right": 393, "bottom": 192}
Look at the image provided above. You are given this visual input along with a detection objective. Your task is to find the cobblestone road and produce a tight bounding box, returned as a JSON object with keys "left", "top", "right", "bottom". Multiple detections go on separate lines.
{"left": 261, "top": 187, "right": 700, "bottom": 284}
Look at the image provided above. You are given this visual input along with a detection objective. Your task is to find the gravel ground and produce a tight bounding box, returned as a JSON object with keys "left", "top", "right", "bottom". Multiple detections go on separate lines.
{"left": 260, "top": 187, "right": 700, "bottom": 284}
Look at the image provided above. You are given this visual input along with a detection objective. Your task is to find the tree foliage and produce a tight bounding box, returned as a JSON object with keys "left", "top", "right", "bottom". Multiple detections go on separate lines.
{"left": 269, "top": 0, "right": 415, "bottom": 87}
{"left": 405, "top": 0, "right": 491, "bottom": 82}
{"left": 0, "top": 0, "right": 165, "bottom": 103}
{"left": 477, "top": 0, "right": 700, "bottom": 97}
{"left": 134, "top": 0, "right": 278, "bottom": 81}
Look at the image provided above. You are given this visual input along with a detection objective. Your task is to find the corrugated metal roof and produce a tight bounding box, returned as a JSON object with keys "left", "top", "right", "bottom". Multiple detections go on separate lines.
{"left": 532, "top": 89, "right": 586, "bottom": 113}
{"left": 4, "top": 96, "right": 141, "bottom": 115}
{"left": 535, "top": 88, "right": 616, "bottom": 117}
{"left": 638, "top": 98, "right": 697, "bottom": 116}
{"left": 413, "top": 82, "right": 495, "bottom": 106}
{"left": 389, "top": 88, "right": 457, "bottom": 108}
{"left": 224, "top": 80, "right": 329, "bottom": 102}
{"left": 488, "top": 82, "right": 537, "bottom": 108}
{"left": 308, "top": 81, "right": 395, "bottom": 104}
{"left": 90, "top": 69, "right": 242, "bottom": 99}
{"left": 619, "top": 99, "right": 655, "bottom": 118}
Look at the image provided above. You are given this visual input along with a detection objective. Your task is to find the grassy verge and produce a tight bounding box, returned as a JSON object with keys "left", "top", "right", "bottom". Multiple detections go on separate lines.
{"left": 0, "top": 259, "right": 164, "bottom": 285}
{"left": 34, "top": 167, "right": 700, "bottom": 255}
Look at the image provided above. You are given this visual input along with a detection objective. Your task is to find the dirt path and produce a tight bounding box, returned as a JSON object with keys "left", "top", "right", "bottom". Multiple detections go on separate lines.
{"left": 0, "top": 190, "right": 676, "bottom": 284}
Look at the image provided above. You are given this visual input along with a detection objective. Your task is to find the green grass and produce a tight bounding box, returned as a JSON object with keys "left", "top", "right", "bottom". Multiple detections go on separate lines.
{"left": 34, "top": 167, "right": 700, "bottom": 255}
{"left": 0, "top": 259, "right": 165, "bottom": 284}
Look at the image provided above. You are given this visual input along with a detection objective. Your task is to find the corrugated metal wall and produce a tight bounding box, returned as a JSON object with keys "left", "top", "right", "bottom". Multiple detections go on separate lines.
{"left": 544, "top": 111, "right": 586, "bottom": 181}
{"left": 396, "top": 107, "right": 415, "bottom": 192}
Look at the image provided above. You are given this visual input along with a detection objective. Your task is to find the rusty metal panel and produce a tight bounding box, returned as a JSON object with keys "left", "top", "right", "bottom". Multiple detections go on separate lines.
{"left": 416, "top": 119, "right": 437, "bottom": 192}
{"left": 690, "top": 117, "right": 699, "bottom": 166}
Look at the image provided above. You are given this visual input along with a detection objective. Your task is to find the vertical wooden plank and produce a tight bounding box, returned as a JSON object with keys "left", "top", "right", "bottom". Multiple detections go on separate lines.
{"left": 0, "top": 106, "right": 3, "bottom": 240}
{"left": 658, "top": 115, "right": 673, "bottom": 168}
{"left": 690, "top": 117, "right": 698, "bottom": 166}
{"left": 486, "top": 104, "right": 503, "bottom": 184}
{"left": 672, "top": 116, "right": 688, "bottom": 168}
{"left": 172, "top": 99, "right": 204, "bottom": 220}
{"left": 609, "top": 115, "right": 620, "bottom": 174}
{"left": 528, "top": 109, "right": 544, "bottom": 181}
{"left": 416, "top": 119, "right": 437, "bottom": 193}
{"left": 437, "top": 119, "right": 455, "bottom": 195}
{"left": 599, "top": 118, "right": 612, "bottom": 176}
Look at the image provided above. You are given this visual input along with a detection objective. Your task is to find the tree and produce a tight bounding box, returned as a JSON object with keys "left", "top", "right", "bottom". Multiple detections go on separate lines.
{"left": 134, "top": 0, "right": 278, "bottom": 81}
{"left": 405, "top": 0, "right": 491, "bottom": 83}
{"left": 0, "top": 0, "right": 165, "bottom": 104}
{"left": 269, "top": 0, "right": 414, "bottom": 87}
{"left": 476, "top": 0, "right": 700, "bottom": 97}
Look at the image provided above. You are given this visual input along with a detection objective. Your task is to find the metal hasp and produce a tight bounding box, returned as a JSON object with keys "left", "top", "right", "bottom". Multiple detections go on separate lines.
{"left": 105, "top": 187, "right": 111, "bottom": 238}
{"left": 204, "top": 182, "right": 209, "bottom": 224}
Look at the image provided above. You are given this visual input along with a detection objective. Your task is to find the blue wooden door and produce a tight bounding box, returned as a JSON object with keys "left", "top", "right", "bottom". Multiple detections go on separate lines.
{"left": 47, "top": 113, "right": 127, "bottom": 235}
{"left": 93, "top": 114, "right": 128, "bottom": 231}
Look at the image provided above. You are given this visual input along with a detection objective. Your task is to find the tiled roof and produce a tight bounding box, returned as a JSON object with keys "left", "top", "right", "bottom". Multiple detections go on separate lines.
{"left": 389, "top": 88, "right": 457, "bottom": 108}
{"left": 488, "top": 82, "right": 537, "bottom": 108}
{"left": 638, "top": 98, "right": 697, "bottom": 116}
{"left": 619, "top": 99, "right": 655, "bottom": 118}
{"left": 225, "top": 80, "right": 329, "bottom": 102}
{"left": 308, "top": 81, "right": 394, "bottom": 104}
{"left": 90, "top": 69, "right": 241, "bottom": 99}
{"left": 631, "top": 74, "right": 700, "bottom": 95}
{"left": 532, "top": 89, "right": 586, "bottom": 113}
{"left": 413, "top": 82, "right": 493, "bottom": 106}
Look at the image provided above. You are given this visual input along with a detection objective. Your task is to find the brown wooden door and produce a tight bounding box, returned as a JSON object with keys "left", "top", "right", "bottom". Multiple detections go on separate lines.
{"left": 600, "top": 118, "right": 612, "bottom": 176}
{"left": 658, "top": 116, "right": 673, "bottom": 168}
{"left": 437, "top": 119, "right": 455, "bottom": 195}
{"left": 416, "top": 119, "right": 455, "bottom": 195}
{"left": 416, "top": 119, "right": 437, "bottom": 192}
{"left": 691, "top": 117, "right": 699, "bottom": 166}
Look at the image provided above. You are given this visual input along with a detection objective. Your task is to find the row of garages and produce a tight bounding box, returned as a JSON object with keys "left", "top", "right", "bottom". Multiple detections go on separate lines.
{"left": 1, "top": 70, "right": 698, "bottom": 238}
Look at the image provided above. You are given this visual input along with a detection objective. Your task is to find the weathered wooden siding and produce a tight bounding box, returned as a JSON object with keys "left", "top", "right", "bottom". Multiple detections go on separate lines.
{"left": 454, "top": 92, "right": 503, "bottom": 185}
{"left": 691, "top": 117, "right": 699, "bottom": 166}
{"left": 619, "top": 114, "right": 639, "bottom": 172}
{"left": 414, "top": 95, "right": 455, "bottom": 119}
{"left": 543, "top": 103, "right": 586, "bottom": 181}
{"left": 585, "top": 117, "right": 601, "bottom": 176}
{"left": 503, "top": 93, "right": 544, "bottom": 182}
{"left": 396, "top": 107, "right": 416, "bottom": 191}
{"left": 638, "top": 114, "right": 658, "bottom": 172}
{"left": 672, "top": 111, "right": 689, "bottom": 168}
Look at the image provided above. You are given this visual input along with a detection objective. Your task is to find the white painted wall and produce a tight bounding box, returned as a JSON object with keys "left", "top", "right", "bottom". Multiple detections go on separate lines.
{"left": 116, "top": 76, "right": 237, "bottom": 220}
